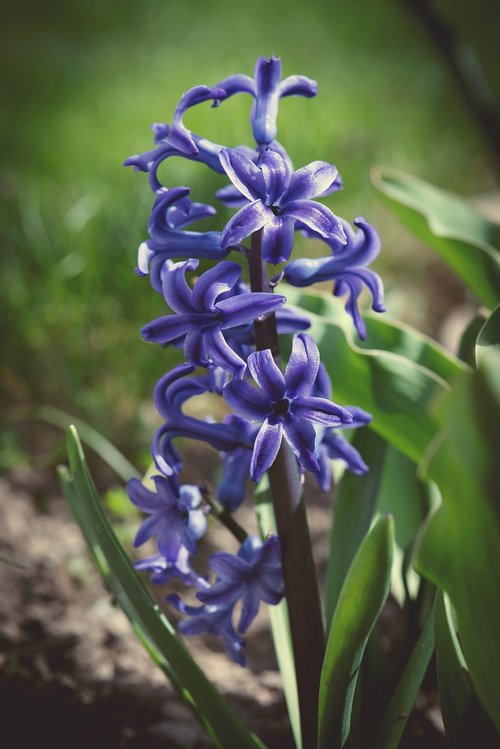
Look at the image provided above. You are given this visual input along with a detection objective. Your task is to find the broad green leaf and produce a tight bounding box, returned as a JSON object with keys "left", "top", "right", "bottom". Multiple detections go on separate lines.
{"left": 38, "top": 404, "right": 139, "bottom": 481}
{"left": 435, "top": 592, "right": 499, "bottom": 748}
{"left": 325, "top": 429, "right": 387, "bottom": 626}
{"left": 374, "top": 600, "right": 435, "bottom": 749}
{"left": 63, "top": 426, "right": 266, "bottom": 749}
{"left": 255, "top": 477, "right": 301, "bottom": 749}
{"left": 475, "top": 302, "right": 500, "bottom": 368}
{"left": 371, "top": 166, "right": 500, "bottom": 307}
{"left": 415, "top": 352, "right": 500, "bottom": 731}
{"left": 285, "top": 286, "right": 467, "bottom": 463}
{"left": 318, "top": 515, "right": 394, "bottom": 749}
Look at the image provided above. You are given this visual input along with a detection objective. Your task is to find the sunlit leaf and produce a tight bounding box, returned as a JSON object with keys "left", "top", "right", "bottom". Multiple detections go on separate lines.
{"left": 318, "top": 515, "right": 394, "bottom": 749}
{"left": 371, "top": 166, "right": 500, "bottom": 306}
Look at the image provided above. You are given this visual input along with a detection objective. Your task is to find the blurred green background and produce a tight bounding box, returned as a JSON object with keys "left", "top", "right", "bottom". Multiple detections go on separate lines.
{"left": 1, "top": 0, "right": 498, "bottom": 473}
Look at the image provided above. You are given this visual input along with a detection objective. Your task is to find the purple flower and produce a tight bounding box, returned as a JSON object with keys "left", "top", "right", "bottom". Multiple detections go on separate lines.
{"left": 197, "top": 535, "right": 284, "bottom": 633}
{"left": 284, "top": 217, "right": 385, "bottom": 339}
{"left": 141, "top": 259, "right": 286, "bottom": 377}
{"left": 137, "top": 187, "right": 229, "bottom": 292}
{"left": 223, "top": 333, "right": 354, "bottom": 481}
{"left": 134, "top": 548, "right": 209, "bottom": 590}
{"left": 214, "top": 56, "right": 317, "bottom": 147}
{"left": 216, "top": 414, "right": 257, "bottom": 511}
{"left": 127, "top": 475, "right": 207, "bottom": 557}
{"left": 219, "top": 148, "right": 345, "bottom": 264}
{"left": 151, "top": 363, "right": 254, "bottom": 478}
{"left": 168, "top": 595, "right": 246, "bottom": 666}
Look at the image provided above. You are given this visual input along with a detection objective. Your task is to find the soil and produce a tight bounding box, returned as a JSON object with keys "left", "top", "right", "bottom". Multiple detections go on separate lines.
{"left": 0, "top": 467, "right": 447, "bottom": 749}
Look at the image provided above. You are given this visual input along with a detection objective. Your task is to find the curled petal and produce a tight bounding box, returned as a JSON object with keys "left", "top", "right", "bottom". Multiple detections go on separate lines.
{"left": 223, "top": 379, "right": 271, "bottom": 421}
{"left": 286, "top": 199, "right": 346, "bottom": 242}
{"left": 126, "top": 478, "right": 165, "bottom": 513}
{"left": 167, "top": 201, "right": 216, "bottom": 229}
{"left": 219, "top": 148, "right": 266, "bottom": 202}
{"left": 166, "top": 85, "right": 228, "bottom": 155}
{"left": 278, "top": 74, "right": 317, "bottom": 98}
{"left": 282, "top": 414, "right": 319, "bottom": 473}
{"left": 216, "top": 292, "right": 286, "bottom": 329}
{"left": 161, "top": 258, "right": 199, "bottom": 313}
{"left": 184, "top": 329, "right": 209, "bottom": 367}
{"left": 291, "top": 396, "right": 353, "bottom": 426}
{"left": 261, "top": 214, "right": 295, "bottom": 264}
{"left": 203, "top": 328, "right": 247, "bottom": 377}
{"left": 284, "top": 332, "right": 320, "bottom": 398}
{"left": 191, "top": 260, "right": 241, "bottom": 310}
{"left": 221, "top": 200, "right": 272, "bottom": 248}
{"left": 247, "top": 349, "right": 286, "bottom": 400}
{"left": 281, "top": 161, "right": 338, "bottom": 203}
{"left": 214, "top": 73, "right": 256, "bottom": 99}
{"left": 250, "top": 419, "right": 283, "bottom": 481}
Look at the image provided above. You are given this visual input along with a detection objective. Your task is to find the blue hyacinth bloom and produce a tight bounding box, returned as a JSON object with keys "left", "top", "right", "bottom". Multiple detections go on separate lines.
{"left": 134, "top": 548, "right": 209, "bottom": 590}
{"left": 141, "top": 259, "right": 286, "bottom": 377}
{"left": 127, "top": 475, "right": 207, "bottom": 558}
{"left": 197, "top": 535, "right": 284, "bottom": 633}
{"left": 284, "top": 217, "right": 385, "bottom": 339}
{"left": 223, "top": 333, "right": 354, "bottom": 481}
{"left": 219, "top": 147, "right": 345, "bottom": 264}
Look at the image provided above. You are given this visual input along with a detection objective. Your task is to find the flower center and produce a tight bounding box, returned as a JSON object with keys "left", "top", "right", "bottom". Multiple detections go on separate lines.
{"left": 273, "top": 398, "right": 290, "bottom": 416}
{"left": 270, "top": 205, "right": 281, "bottom": 216}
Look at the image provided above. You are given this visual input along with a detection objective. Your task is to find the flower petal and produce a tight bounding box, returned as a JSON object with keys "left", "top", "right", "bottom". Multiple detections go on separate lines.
{"left": 261, "top": 214, "right": 295, "bottom": 264}
{"left": 134, "top": 514, "right": 163, "bottom": 548}
{"left": 223, "top": 379, "right": 271, "bottom": 421}
{"left": 284, "top": 332, "right": 320, "bottom": 398}
{"left": 282, "top": 414, "right": 319, "bottom": 472}
{"left": 238, "top": 590, "right": 260, "bottom": 633}
{"left": 285, "top": 199, "right": 346, "bottom": 241}
{"left": 161, "top": 258, "right": 199, "bottom": 313}
{"left": 221, "top": 201, "right": 272, "bottom": 248}
{"left": 191, "top": 261, "right": 241, "bottom": 310}
{"left": 247, "top": 348, "right": 286, "bottom": 400}
{"left": 278, "top": 74, "right": 318, "bottom": 98}
{"left": 291, "top": 396, "right": 353, "bottom": 426}
{"left": 203, "top": 327, "right": 247, "bottom": 377}
{"left": 141, "top": 314, "right": 193, "bottom": 345}
{"left": 209, "top": 552, "right": 250, "bottom": 581}
{"left": 258, "top": 149, "right": 292, "bottom": 204}
{"left": 219, "top": 148, "right": 266, "bottom": 202}
{"left": 250, "top": 419, "right": 283, "bottom": 481}
{"left": 126, "top": 478, "right": 164, "bottom": 513}
{"left": 281, "top": 161, "right": 338, "bottom": 203}
{"left": 216, "top": 291, "right": 286, "bottom": 328}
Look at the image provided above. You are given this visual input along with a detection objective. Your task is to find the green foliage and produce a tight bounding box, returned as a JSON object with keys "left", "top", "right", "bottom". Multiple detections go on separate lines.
{"left": 371, "top": 167, "right": 500, "bottom": 307}
{"left": 415, "top": 349, "right": 500, "bottom": 731}
{"left": 62, "top": 426, "right": 266, "bottom": 749}
{"left": 318, "top": 515, "right": 394, "bottom": 749}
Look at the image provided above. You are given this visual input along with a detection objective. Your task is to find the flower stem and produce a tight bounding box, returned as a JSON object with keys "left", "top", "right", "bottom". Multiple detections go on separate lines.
{"left": 248, "top": 231, "right": 325, "bottom": 749}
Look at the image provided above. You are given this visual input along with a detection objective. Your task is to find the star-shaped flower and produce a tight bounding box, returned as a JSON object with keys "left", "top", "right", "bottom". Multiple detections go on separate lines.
{"left": 223, "top": 333, "right": 353, "bottom": 481}
{"left": 219, "top": 148, "right": 345, "bottom": 264}
{"left": 141, "top": 259, "right": 286, "bottom": 377}
{"left": 197, "top": 535, "right": 284, "bottom": 633}
{"left": 127, "top": 475, "right": 206, "bottom": 557}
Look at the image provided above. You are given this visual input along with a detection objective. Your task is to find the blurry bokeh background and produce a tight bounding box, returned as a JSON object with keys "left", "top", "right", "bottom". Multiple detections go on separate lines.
{"left": 2, "top": 0, "right": 499, "bottom": 476}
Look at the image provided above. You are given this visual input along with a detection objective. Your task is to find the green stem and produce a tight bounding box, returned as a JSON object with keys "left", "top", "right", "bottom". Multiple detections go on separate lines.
{"left": 202, "top": 488, "right": 248, "bottom": 544}
{"left": 248, "top": 230, "right": 325, "bottom": 749}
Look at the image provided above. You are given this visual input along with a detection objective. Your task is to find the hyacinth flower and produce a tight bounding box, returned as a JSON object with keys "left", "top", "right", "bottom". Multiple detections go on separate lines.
{"left": 127, "top": 474, "right": 207, "bottom": 557}
{"left": 136, "top": 187, "right": 229, "bottom": 292}
{"left": 141, "top": 259, "right": 286, "bottom": 377}
{"left": 284, "top": 217, "right": 385, "bottom": 338}
{"left": 168, "top": 595, "right": 246, "bottom": 666}
{"left": 197, "top": 535, "right": 284, "bottom": 633}
{"left": 224, "top": 332, "right": 354, "bottom": 481}
{"left": 134, "top": 548, "right": 209, "bottom": 590}
{"left": 219, "top": 147, "right": 346, "bottom": 264}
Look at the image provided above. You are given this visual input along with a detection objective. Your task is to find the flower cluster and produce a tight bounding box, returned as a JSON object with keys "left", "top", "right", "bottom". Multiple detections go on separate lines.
{"left": 125, "top": 56, "right": 384, "bottom": 664}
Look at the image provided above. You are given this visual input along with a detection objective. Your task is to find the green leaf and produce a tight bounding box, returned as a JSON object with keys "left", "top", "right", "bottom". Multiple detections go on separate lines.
{"left": 318, "top": 515, "right": 394, "bottom": 749}
{"left": 374, "top": 599, "right": 435, "bottom": 749}
{"left": 371, "top": 166, "right": 500, "bottom": 307}
{"left": 63, "top": 426, "right": 266, "bottom": 749}
{"left": 414, "top": 351, "right": 500, "bottom": 731}
{"left": 285, "top": 286, "right": 467, "bottom": 463}
{"left": 475, "top": 302, "right": 500, "bottom": 367}
{"left": 435, "top": 592, "right": 499, "bottom": 748}
{"left": 324, "top": 429, "right": 387, "bottom": 627}
{"left": 38, "top": 404, "right": 139, "bottom": 481}
{"left": 255, "top": 477, "right": 301, "bottom": 749}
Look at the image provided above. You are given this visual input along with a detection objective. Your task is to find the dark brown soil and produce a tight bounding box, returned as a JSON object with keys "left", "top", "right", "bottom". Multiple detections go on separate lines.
{"left": 0, "top": 472, "right": 446, "bottom": 749}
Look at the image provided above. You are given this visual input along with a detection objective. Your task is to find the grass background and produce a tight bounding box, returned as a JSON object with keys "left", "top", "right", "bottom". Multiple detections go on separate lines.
{"left": 1, "top": 0, "right": 497, "bottom": 471}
